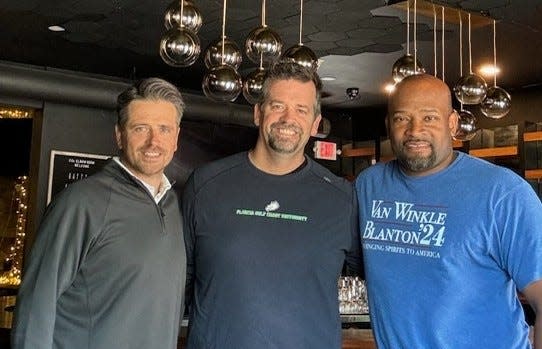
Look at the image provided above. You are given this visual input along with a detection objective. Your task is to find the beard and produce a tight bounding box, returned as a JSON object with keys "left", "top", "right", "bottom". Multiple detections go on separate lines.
{"left": 394, "top": 142, "right": 437, "bottom": 173}
{"left": 267, "top": 122, "right": 303, "bottom": 154}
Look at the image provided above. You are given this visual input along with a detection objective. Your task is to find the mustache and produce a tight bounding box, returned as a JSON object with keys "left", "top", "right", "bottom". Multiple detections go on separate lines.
{"left": 270, "top": 121, "right": 302, "bottom": 133}
{"left": 402, "top": 137, "right": 430, "bottom": 145}
{"left": 138, "top": 146, "right": 164, "bottom": 153}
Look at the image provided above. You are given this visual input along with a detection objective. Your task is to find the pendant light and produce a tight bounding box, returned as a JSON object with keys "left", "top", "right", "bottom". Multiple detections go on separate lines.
{"left": 454, "top": 11, "right": 478, "bottom": 141}
{"left": 392, "top": 0, "right": 424, "bottom": 83}
{"left": 453, "top": 13, "right": 487, "bottom": 105}
{"left": 480, "top": 19, "right": 511, "bottom": 119}
{"left": 202, "top": 0, "right": 243, "bottom": 102}
{"left": 242, "top": 65, "right": 267, "bottom": 104}
{"left": 243, "top": 0, "right": 278, "bottom": 104}
{"left": 281, "top": 0, "right": 318, "bottom": 71}
{"left": 159, "top": 0, "right": 201, "bottom": 67}
{"left": 245, "top": 0, "right": 283, "bottom": 66}
{"left": 164, "top": 0, "right": 202, "bottom": 33}
{"left": 203, "top": 38, "right": 243, "bottom": 69}
{"left": 243, "top": 47, "right": 266, "bottom": 104}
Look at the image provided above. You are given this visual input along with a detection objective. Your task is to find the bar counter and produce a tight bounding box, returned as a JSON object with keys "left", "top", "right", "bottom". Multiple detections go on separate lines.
{"left": 177, "top": 328, "right": 376, "bottom": 349}
{"left": 342, "top": 328, "right": 376, "bottom": 349}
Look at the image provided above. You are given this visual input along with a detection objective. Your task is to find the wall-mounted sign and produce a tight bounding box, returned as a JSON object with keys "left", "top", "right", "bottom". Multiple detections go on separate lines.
{"left": 314, "top": 140, "right": 338, "bottom": 160}
{"left": 47, "top": 150, "right": 110, "bottom": 204}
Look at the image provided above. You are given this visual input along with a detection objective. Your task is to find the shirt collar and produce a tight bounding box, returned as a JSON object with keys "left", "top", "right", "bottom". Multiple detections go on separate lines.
{"left": 113, "top": 157, "right": 172, "bottom": 203}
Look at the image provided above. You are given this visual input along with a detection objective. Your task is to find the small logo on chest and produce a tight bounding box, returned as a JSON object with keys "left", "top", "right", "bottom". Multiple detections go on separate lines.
{"left": 265, "top": 200, "right": 280, "bottom": 212}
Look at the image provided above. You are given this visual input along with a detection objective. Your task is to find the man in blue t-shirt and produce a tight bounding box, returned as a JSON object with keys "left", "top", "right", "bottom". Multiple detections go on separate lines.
{"left": 355, "top": 74, "right": 542, "bottom": 348}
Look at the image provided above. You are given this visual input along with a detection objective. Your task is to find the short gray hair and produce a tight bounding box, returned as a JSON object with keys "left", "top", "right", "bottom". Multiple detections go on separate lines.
{"left": 259, "top": 62, "right": 322, "bottom": 117}
{"left": 117, "top": 77, "right": 185, "bottom": 128}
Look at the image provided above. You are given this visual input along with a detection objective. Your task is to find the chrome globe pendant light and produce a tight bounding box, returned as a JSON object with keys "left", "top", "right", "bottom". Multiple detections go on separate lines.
{"left": 453, "top": 13, "right": 487, "bottom": 105}
{"left": 281, "top": 0, "right": 318, "bottom": 71}
{"left": 243, "top": 0, "right": 277, "bottom": 104}
{"left": 480, "top": 19, "right": 511, "bottom": 119}
{"left": 243, "top": 53, "right": 267, "bottom": 104}
{"left": 454, "top": 11, "right": 478, "bottom": 141}
{"left": 392, "top": 0, "right": 425, "bottom": 83}
{"left": 203, "top": 38, "right": 243, "bottom": 69}
{"left": 202, "top": 0, "right": 243, "bottom": 102}
{"left": 455, "top": 106, "right": 478, "bottom": 141}
{"left": 159, "top": 0, "right": 201, "bottom": 67}
{"left": 203, "top": 0, "right": 242, "bottom": 70}
{"left": 245, "top": 0, "right": 283, "bottom": 66}
{"left": 164, "top": 0, "right": 202, "bottom": 33}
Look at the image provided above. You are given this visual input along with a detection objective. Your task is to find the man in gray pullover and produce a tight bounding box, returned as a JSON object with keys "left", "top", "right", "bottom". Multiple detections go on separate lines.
{"left": 12, "top": 78, "right": 186, "bottom": 349}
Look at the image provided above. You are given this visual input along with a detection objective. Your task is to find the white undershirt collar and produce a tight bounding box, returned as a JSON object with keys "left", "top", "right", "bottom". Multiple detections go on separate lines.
{"left": 113, "top": 157, "right": 172, "bottom": 203}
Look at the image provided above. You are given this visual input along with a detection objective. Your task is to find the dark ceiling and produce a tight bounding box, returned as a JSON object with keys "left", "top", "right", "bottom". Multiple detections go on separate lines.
{"left": 1, "top": 0, "right": 541, "bottom": 109}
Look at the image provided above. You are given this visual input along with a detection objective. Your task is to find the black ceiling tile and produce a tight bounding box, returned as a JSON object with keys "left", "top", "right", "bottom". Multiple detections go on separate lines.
{"left": 304, "top": 1, "right": 341, "bottom": 15}
{"left": 306, "top": 40, "right": 338, "bottom": 51}
{"left": 308, "top": 31, "right": 347, "bottom": 42}
{"left": 325, "top": 46, "right": 359, "bottom": 55}
{"left": 373, "top": 33, "right": 405, "bottom": 45}
{"left": 63, "top": 20, "right": 102, "bottom": 36}
{"left": 337, "top": 38, "right": 374, "bottom": 48}
{"left": 361, "top": 43, "right": 403, "bottom": 53}
{"left": 336, "top": 0, "right": 381, "bottom": 12}
{"left": 0, "top": 0, "right": 39, "bottom": 11}
{"left": 347, "top": 27, "right": 387, "bottom": 39}
{"left": 358, "top": 15, "right": 403, "bottom": 29}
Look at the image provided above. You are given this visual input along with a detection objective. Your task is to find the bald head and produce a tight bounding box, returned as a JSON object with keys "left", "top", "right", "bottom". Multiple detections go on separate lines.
{"left": 386, "top": 73, "right": 458, "bottom": 176}
{"left": 389, "top": 74, "right": 454, "bottom": 117}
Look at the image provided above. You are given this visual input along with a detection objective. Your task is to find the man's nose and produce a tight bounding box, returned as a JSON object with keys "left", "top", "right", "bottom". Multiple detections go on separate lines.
{"left": 406, "top": 118, "right": 424, "bottom": 134}
{"left": 146, "top": 128, "right": 160, "bottom": 145}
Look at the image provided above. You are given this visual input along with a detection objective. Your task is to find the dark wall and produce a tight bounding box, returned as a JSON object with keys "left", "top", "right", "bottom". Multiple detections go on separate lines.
{"left": 34, "top": 102, "right": 119, "bottom": 227}
{"left": 0, "top": 118, "right": 32, "bottom": 176}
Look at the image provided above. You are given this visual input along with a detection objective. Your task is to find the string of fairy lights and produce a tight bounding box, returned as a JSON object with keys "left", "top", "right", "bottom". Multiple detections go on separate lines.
{"left": 0, "top": 176, "right": 28, "bottom": 286}
{"left": 0, "top": 107, "right": 33, "bottom": 119}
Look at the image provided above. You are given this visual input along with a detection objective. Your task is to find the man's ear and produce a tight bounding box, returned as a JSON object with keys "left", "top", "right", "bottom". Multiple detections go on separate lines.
{"left": 114, "top": 124, "right": 123, "bottom": 150}
{"left": 253, "top": 104, "right": 261, "bottom": 127}
{"left": 449, "top": 109, "right": 459, "bottom": 137}
{"left": 310, "top": 114, "right": 322, "bottom": 137}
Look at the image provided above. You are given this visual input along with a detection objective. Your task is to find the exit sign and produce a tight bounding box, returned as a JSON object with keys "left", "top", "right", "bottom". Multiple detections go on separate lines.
{"left": 314, "top": 141, "right": 338, "bottom": 160}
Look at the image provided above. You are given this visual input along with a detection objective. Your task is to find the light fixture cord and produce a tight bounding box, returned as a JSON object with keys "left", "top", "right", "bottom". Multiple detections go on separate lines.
{"left": 457, "top": 11, "right": 463, "bottom": 76}
{"left": 406, "top": 0, "right": 410, "bottom": 55}
{"left": 458, "top": 10, "right": 464, "bottom": 112}
{"left": 221, "top": 0, "right": 227, "bottom": 64}
{"left": 180, "top": 0, "right": 184, "bottom": 28}
{"left": 468, "top": 13, "right": 472, "bottom": 74}
{"left": 299, "top": 0, "right": 303, "bottom": 45}
{"left": 493, "top": 19, "right": 497, "bottom": 87}
{"left": 414, "top": 0, "right": 417, "bottom": 68}
{"left": 261, "top": 0, "right": 266, "bottom": 27}
{"left": 441, "top": 6, "right": 445, "bottom": 82}
{"left": 433, "top": 5, "right": 437, "bottom": 77}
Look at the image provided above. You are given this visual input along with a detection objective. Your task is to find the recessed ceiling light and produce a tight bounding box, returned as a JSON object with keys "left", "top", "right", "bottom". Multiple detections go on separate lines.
{"left": 48, "top": 25, "right": 65, "bottom": 32}
{"left": 479, "top": 64, "right": 500, "bottom": 77}
{"left": 321, "top": 76, "right": 336, "bottom": 81}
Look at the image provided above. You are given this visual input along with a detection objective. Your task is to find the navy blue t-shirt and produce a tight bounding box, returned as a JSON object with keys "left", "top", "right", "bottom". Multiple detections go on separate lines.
{"left": 182, "top": 152, "right": 361, "bottom": 349}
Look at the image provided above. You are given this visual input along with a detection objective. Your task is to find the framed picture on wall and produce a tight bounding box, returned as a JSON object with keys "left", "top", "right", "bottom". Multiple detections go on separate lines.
{"left": 47, "top": 150, "right": 110, "bottom": 204}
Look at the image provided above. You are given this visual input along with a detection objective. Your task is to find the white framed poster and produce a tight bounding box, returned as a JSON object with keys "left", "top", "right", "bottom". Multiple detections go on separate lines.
{"left": 47, "top": 150, "right": 110, "bottom": 204}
